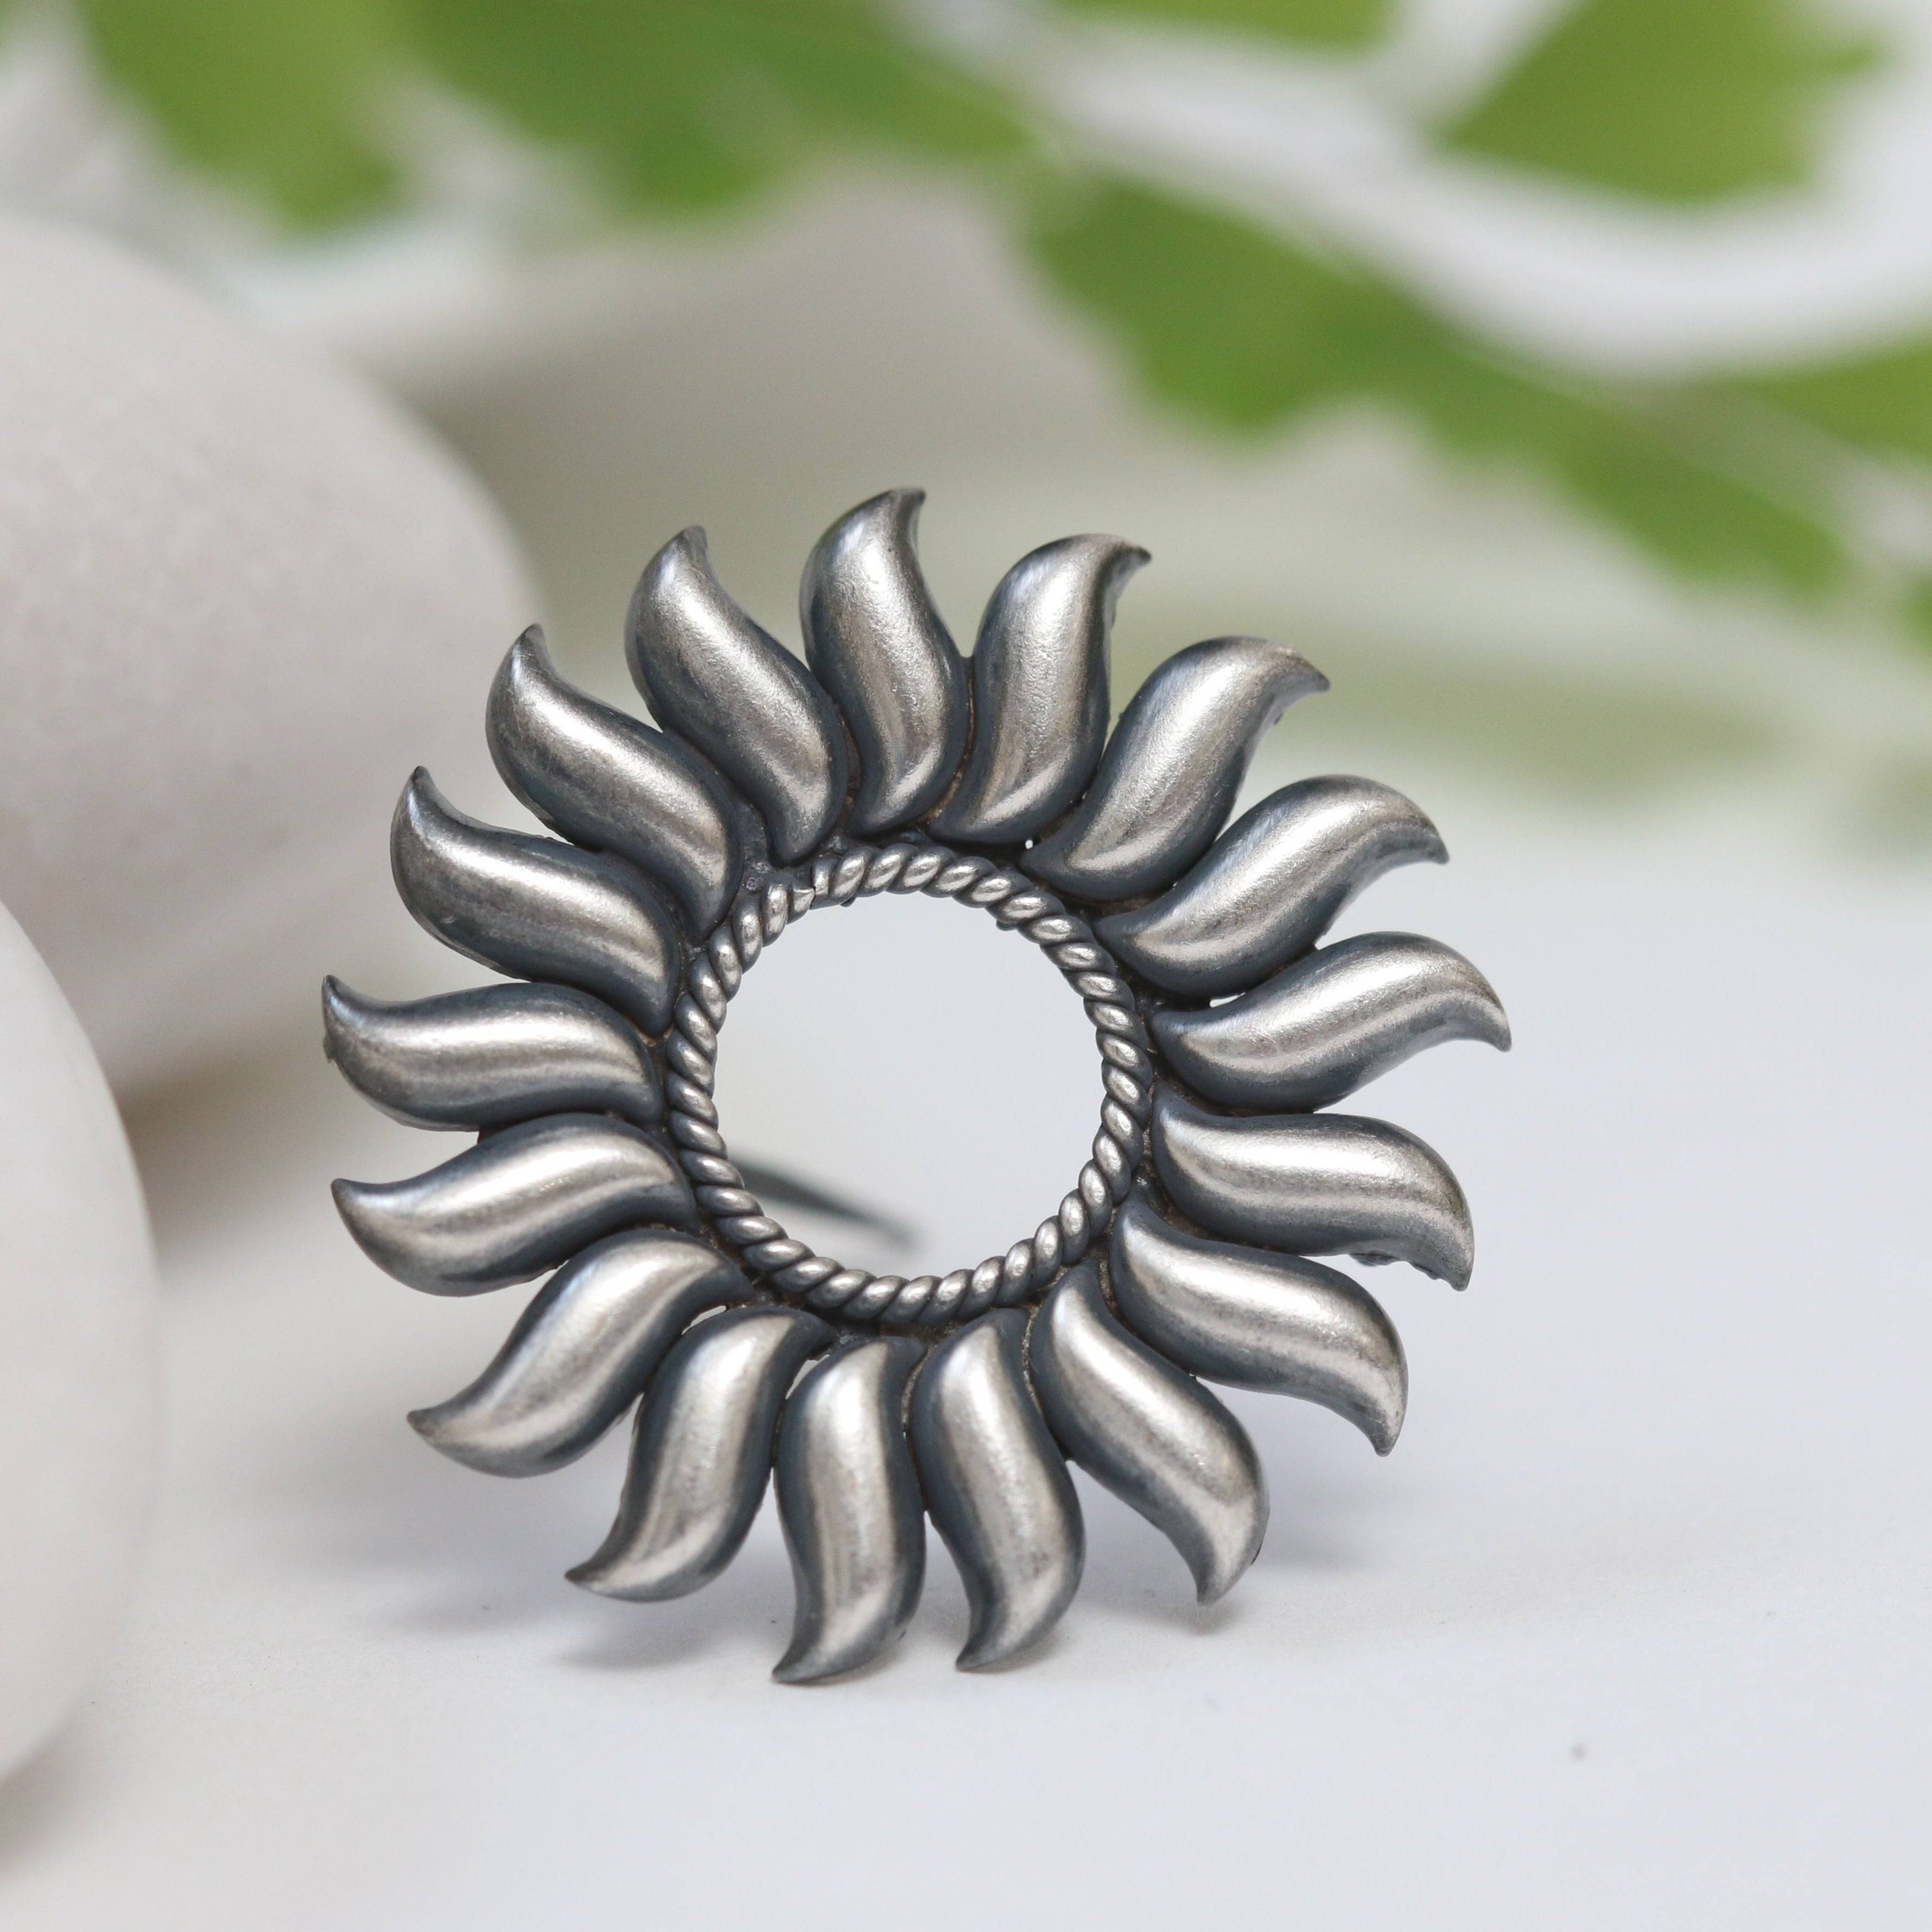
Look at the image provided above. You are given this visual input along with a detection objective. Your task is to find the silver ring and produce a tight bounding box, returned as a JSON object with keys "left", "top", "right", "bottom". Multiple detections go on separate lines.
{"left": 666, "top": 836, "right": 1145, "bottom": 1326}
{"left": 325, "top": 488, "right": 1509, "bottom": 1680}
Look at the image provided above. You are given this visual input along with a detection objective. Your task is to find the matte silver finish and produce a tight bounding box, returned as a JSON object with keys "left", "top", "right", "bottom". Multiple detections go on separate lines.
{"left": 1109, "top": 1195, "right": 1406, "bottom": 1452}
{"left": 392, "top": 770, "right": 681, "bottom": 1037}
{"left": 929, "top": 534, "right": 1148, "bottom": 845}
{"left": 800, "top": 490, "right": 968, "bottom": 835}
{"left": 329, "top": 488, "right": 1507, "bottom": 1679}
{"left": 487, "top": 627, "right": 743, "bottom": 933}
{"left": 1027, "top": 635, "right": 1327, "bottom": 900}
{"left": 409, "top": 1231, "right": 754, "bottom": 1476}
{"left": 1151, "top": 1088, "right": 1475, "bottom": 1287}
{"left": 665, "top": 842, "right": 1150, "bottom": 1323}
{"left": 626, "top": 528, "right": 848, "bottom": 863}
{"left": 1031, "top": 1263, "right": 1266, "bottom": 1601}
{"left": 332, "top": 1114, "right": 696, "bottom": 1294}
{"left": 773, "top": 1337, "right": 927, "bottom": 1683}
{"left": 569, "top": 1306, "right": 831, "bottom": 1600}
{"left": 1152, "top": 932, "right": 1510, "bottom": 1112}
{"left": 322, "top": 977, "right": 662, "bottom": 1132}
{"left": 911, "top": 1310, "right": 1083, "bottom": 1668}
{"left": 1099, "top": 776, "right": 1447, "bottom": 998}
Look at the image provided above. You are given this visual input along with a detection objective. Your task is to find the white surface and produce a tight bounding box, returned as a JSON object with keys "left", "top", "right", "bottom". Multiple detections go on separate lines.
{"left": 1, "top": 762, "right": 1924, "bottom": 1928}
{"left": 0, "top": 900, "right": 156, "bottom": 1779}
{"left": 0, "top": 217, "right": 532, "bottom": 1095}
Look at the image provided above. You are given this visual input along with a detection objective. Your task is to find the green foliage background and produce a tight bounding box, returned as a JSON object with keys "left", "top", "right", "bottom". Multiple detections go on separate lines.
{"left": 17, "top": 0, "right": 1932, "bottom": 640}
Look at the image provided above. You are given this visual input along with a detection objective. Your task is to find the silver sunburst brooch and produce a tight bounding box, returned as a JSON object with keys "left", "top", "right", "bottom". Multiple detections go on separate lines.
{"left": 325, "top": 489, "right": 1509, "bottom": 1681}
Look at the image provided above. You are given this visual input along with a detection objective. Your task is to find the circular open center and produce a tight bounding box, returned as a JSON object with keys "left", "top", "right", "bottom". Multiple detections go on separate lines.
{"left": 715, "top": 892, "right": 1091, "bottom": 1267}
{"left": 664, "top": 842, "right": 1153, "bottom": 1331}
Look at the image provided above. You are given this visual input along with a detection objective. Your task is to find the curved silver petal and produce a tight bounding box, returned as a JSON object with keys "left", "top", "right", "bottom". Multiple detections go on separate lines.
{"left": 1109, "top": 1195, "right": 1406, "bottom": 1453}
{"left": 910, "top": 1308, "right": 1083, "bottom": 1670}
{"left": 800, "top": 490, "right": 967, "bottom": 836}
{"left": 1151, "top": 1088, "right": 1475, "bottom": 1288}
{"left": 1027, "top": 635, "right": 1326, "bottom": 901}
{"left": 409, "top": 1231, "right": 754, "bottom": 1475}
{"left": 1098, "top": 777, "right": 1446, "bottom": 998}
{"left": 773, "top": 1337, "right": 927, "bottom": 1685}
{"left": 331, "top": 1113, "right": 697, "bottom": 1295}
{"left": 321, "top": 977, "right": 661, "bottom": 1133}
{"left": 1030, "top": 1262, "right": 1266, "bottom": 1603}
{"left": 392, "top": 770, "right": 681, "bottom": 1037}
{"left": 487, "top": 627, "right": 743, "bottom": 934}
{"left": 927, "top": 534, "right": 1148, "bottom": 845}
{"left": 1152, "top": 932, "right": 1510, "bottom": 1112}
{"left": 626, "top": 528, "right": 848, "bottom": 863}
{"left": 569, "top": 1306, "right": 832, "bottom": 1601}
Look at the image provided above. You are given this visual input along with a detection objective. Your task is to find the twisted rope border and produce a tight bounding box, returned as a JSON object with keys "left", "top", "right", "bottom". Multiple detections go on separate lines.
{"left": 660, "top": 838, "right": 1153, "bottom": 1331}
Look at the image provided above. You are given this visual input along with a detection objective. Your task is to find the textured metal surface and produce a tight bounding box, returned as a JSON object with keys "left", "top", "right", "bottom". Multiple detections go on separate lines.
{"left": 392, "top": 770, "right": 681, "bottom": 1037}
{"left": 929, "top": 534, "right": 1147, "bottom": 844}
{"left": 800, "top": 489, "right": 967, "bottom": 836}
{"left": 322, "top": 977, "right": 662, "bottom": 1132}
{"left": 911, "top": 1311, "right": 1084, "bottom": 1669}
{"left": 328, "top": 487, "right": 1505, "bottom": 1677}
{"left": 658, "top": 839, "right": 1148, "bottom": 1321}
{"left": 410, "top": 1231, "right": 754, "bottom": 1475}
{"left": 1110, "top": 1195, "right": 1407, "bottom": 1452}
{"left": 1027, "top": 635, "right": 1327, "bottom": 901}
{"left": 774, "top": 1337, "right": 927, "bottom": 1683}
{"left": 1031, "top": 1263, "right": 1266, "bottom": 1603}
{"left": 626, "top": 529, "right": 847, "bottom": 863}
{"left": 488, "top": 627, "right": 743, "bottom": 935}
{"left": 1152, "top": 932, "right": 1510, "bottom": 1112}
{"left": 569, "top": 1305, "right": 831, "bottom": 1601}
{"left": 333, "top": 1113, "right": 697, "bottom": 1295}
{"left": 1151, "top": 1088, "right": 1476, "bottom": 1288}
{"left": 1100, "top": 776, "right": 1447, "bottom": 999}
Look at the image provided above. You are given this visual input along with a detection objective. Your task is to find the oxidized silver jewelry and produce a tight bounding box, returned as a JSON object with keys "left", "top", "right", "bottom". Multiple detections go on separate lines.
{"left": 326, "top": 490, "right": 1508, "bottom": 1681}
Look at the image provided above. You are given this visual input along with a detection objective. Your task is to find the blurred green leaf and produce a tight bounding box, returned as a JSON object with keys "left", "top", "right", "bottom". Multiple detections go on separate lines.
{"left": 1051, "top": 0, "right": 1392, "bottom": 49}
{"left": 78, "top": 0, "right": 403, "bottom": 226}
{"left": 1736, "top": 335, "right": 1932, "bottom": 467}
{"left": 1446, "top": 0, "right": 1880, "bottom": 202}
{"left": 1906, "top": 579, "right": 1932, "bottom": 646}
{"left": 402, "top": 0, "right": 1027, "bottom": 217}
{"left": 45, "top": 0, "right": 1932, "bottom": 644}
{"left": 1267, "top": 636, "right": 1785, "bottom": 803}
{"left": 1028, "top": 178, "right": 1847, "bottom": 593}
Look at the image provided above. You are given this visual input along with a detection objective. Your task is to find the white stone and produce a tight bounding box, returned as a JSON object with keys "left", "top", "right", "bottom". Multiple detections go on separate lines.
{"left": 0, "top": 216, "right": 534, "bottom": 1095}
{"left": 0, "top": 899, "right": 157, "bottom": 1780}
